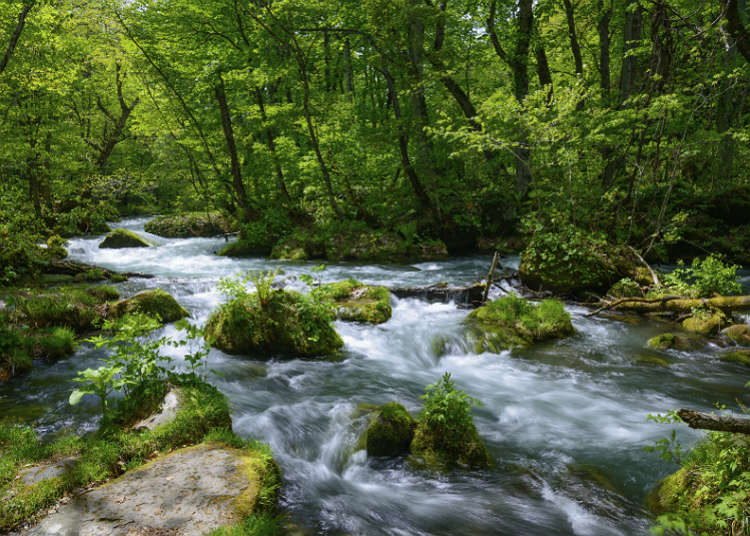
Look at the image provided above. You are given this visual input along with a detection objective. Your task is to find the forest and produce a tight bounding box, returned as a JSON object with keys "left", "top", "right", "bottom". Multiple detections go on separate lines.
{"left": 1, "top": 0, "right": 750, "bottom": 535}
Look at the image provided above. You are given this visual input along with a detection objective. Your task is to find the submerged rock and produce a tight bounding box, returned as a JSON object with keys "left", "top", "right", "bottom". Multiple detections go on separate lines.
{"left": 464, "top": 294, "right": 574, "bottom": 352}
{"left": 110, "top": 289, "right": 189, "bottom": 323}
{"left": 722, "top": 324, "right": 750, "bottom": 346}
{"left": 205, "top": 290, "right": 343, "bottom": 357}
{"left": 99, "top": 228, "right": 151, "bottom": 249}
{"left": 24, "top": 442, "right": 279, "bottom": 536}
{"left": 312, "top": 279, "right": 392, "bottom": 324}
{"left": 144, "top": 211, "right": 237, "bottom": 238}
{"left": 647, "top": 333, "right": 704, "bottom": 351}
{"left": 365, "top": 402, "right": 416, "bottom": 457}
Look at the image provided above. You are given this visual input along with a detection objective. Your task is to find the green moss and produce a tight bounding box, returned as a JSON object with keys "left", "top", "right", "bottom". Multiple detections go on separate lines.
{"left": 269, "top": 241, "right": 308, "bottom": 261}
{"left": 0, "top": 374, "right": 237, "bottom": 532}
{"left": 219, "top": 240, "right": 271, "bottom": 258}
{"left": 720, "top": 349, "right": 750, "bottom": 366}
{"left": 364, "top": 403, "right": 416, "bottom": 457}
{"left": 10, "top": 288, "right": 108, "bottom": 333}
{"left": 0, "top": 325, "right": 32, "bottom": 382}
{"left": 45, "top": 235, "right": 68, "bottom": 260}
{"left": 464, "top": 294, "right": 574, "bottom": 351}
{"left": 108, "top": 272, "right": 128, "bottom": 283}
{"left": 607, "top": 277, "right": 642, "bottom": 298}
{"left": 205, "top": 290, "right": 343, "bottom": 357}
{"left": 410, "top": 423, "right": 490, "bottom": 470}
{"left": 311, "top": 279, "right": 392, "bottom": 324}
{"left": 144, "top": 212, "right": 237, "bottom": 238}
{"left": 73, "top": 268, "right": 107, "bottom": 282}
{"left": 635, "top": 355, "right": 670, "bottom": 367}
{"left": 110, "top": 289, "right": 189, "bottom": 323}
{"left": 722, "top": 324, "right": 750, "bottom": 346}
{"left": 682, "top": 309, "right": 726, "bottom": 335}
{"left": 647, "top": 333, "right": 704, "bottom": 351}
{"left": 85, "top": 285, "right": 120, "bottom": 302}
{"left": 30, "top": 327, "right": 77, "bottom": 360}
{"left": 99, "top": 228, "right": 152, "bottom": 249}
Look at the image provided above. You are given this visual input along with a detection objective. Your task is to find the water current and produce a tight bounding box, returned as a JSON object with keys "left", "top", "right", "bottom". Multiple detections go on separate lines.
{"left": 3, "top": 217, "right": 750, "bottom": 535}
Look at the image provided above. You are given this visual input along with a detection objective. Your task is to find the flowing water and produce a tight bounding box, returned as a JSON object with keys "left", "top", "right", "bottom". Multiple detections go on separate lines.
{"left": 3, "top": 216, "right": 750, "bottom": 535}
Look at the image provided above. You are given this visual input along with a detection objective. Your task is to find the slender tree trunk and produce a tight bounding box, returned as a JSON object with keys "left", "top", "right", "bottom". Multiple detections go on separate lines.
{"left": 620, "top": 0, "right": 643, "bottom": 103}
{"left": 0, "top": 0, "right": 35, "bottom": 77}
{"left": 720, "top": 0, "right": 750, "bottom": 64}
{"left": 562, "top": 0, "right": 583, "bottom": 76}
{"left": 255, "top": 88, "right": 291, "bottom": 203}
{"left": 343, "top": 38, "right": 355, "bottom": 96}
{"left": 597, "top": 1, "right": 612, "bottom": 98}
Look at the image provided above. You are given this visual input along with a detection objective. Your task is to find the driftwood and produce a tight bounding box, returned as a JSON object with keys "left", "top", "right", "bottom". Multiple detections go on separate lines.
{"left": 586, "top": 295, "right": 750, "bottom": 317}
{"left": 678, "top": 409, "right": 750, "bottom": 436}
{"left": 482, "top": 251, "right": 500, "bottom": 304}
{"left": 47, "top": 260, "right": 153, "bottom": 279}
{"left": 627, "top": 245, "right": 660, "bottom": 287}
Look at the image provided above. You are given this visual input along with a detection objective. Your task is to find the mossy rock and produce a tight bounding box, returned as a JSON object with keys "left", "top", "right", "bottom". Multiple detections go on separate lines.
{"left": 410, "top": 421, "right": 490, "bottom": 469}
{"left": 311, "top": 279, "right": 392, "bottom": 324}
{"left": 720, "top": 349, "right": 750, "bottom": 366}
{"left": 99, "top": 228, "right": 152, "bottom": 249}
{"left": 722, "top": 324, "right": 750, "bottom": 346}
{"left": 144, "top": 212, "right": 237, "bottom": 238}
{"left": 645, "top": 467, "right": 690, "bottom": 514}
{"left": 27, "top": 327, "right": 77, "bottom": 360}
{"left": 270, "top": 240, "right": 309, "bottom": 261}
{"left": 324, "top": 228, "right": 448, "bottom": 263}
{"left": 464, "top": 295, "right": 574, "bottom": 352}
{"left": 218, "top": 239, "right": 270, "bottom": 258}
{"left": 682, "top": 309, "right": 727, "bottom": 336}
{"left": 607, "top": 278, "right": 642, "bottom": 298}
{"left": 647, "top": 333, "right": 704, "bottom": 351}
{"left": 85, "top": 285, "right": 120, "bottom": 302}
{"left": 364, "top": 403, "right": 416, "bottom": 457}
{"left": 519, "top": 228, "right": 639, "bottom": 296}
{"left": 110, "top": 289, "right": 189, "bottom": 323}
{"left": 73, "top": 268, "right": 107, "bottom": 282}
{"left": 634, "top": 355, "right": 670, "bottom": 367}
{"left": 205, "top": 290, "right": 343, "bottom": 357}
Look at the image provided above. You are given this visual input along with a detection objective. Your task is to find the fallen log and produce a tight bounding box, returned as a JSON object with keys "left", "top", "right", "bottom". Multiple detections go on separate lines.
{"left": 678, "top": 409, "right": 750, "bottom": 435}
{"left": 587, "top": 295, "right": 750, "bottom": 317}
{"left": 47, "top": 260, "right": 154, "bottom": 279}
{"left": 390, "top": 282, "right": 487, "bottom": 308}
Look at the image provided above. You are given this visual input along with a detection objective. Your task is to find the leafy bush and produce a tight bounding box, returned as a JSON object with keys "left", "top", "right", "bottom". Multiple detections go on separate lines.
{"left": 661, "top": 254, "right": 741, "bottom": 298}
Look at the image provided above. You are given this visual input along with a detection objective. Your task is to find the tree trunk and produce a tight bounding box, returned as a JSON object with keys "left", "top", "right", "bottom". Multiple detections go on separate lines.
{"left": 343, "top": 38, "right": 355, "bottom": 95}
{"left": 620, "top": 0, "right": 642, "bottom": 103}
{"left": 562, "top": 0, "right": 583, "bottom": 76}
{"left": 721, "top": 0, "right": 750, "bottom": 64}
{"left": 0, "top": 0, "right": 35, "bottom": 77}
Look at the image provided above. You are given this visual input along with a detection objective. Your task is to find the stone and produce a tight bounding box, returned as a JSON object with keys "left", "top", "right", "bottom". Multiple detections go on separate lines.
{"left": 20, "top": 457, "right": 79, "bottom": 488}
{"left": 722, "top": 324, "right": 750, "bottom": 346}
{"left": 99, "top": 229, "right": 152, "bottom": 249}
{"left": 312, "top": 280, "right": 392, "bottom": 324}
{"left": 24, "top": 443, "right": 278, "bottom": 536}
{"left": 365, "top": 403, "right": 416, "bottom": 457}
{"left": 647, "top": 333, "right": 704, "bottom": 351}
{"left": 133, "top": 388, "right": 182, "bottom": 431}
{"left": 682, "top": 309, "right": 727, "bottom": 335}
{"left": 110, "top": 289, "right": 189, "bottom": 323}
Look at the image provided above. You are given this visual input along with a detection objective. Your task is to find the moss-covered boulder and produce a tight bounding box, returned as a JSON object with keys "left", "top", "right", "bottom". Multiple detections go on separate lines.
{"left": 722, "top": 324, "right": 750, "bottom": 346}
{"left": 144, "top": 211, "right": 237, "bottom": 238}
{"left": 410, "top": 418, "right": 490, "bottom": 469}
{"left": 218, "top": 239, "right": 271, "bottom": 258}
{"left": 519, "top": 226, "right": 639, "bottom": 296}
{"left": 312, "top": 279, "right": 392, "bottom": 324}
{"left": 99, "top": 228, "right": 152, "bottom": 249}
{"left": 270, "top": 241, "right": 308, "bottom": 260}
{"left": 645, "top": 467, "right": 690, "bottom": 514}
{"left": 324, "top": 228, "right": 448, "bottom": 263}
{"left": 364, "top": 403, "right": 416, "bottom": 457}
{"left": 205, "top": 290, "right": 343, "bottom": 357}
{"left": 607, "top": 277, "right": 642, "bottom": 298}
{"left": 682, "top": 309, "right": 727, "bottom": 335}
{"left": 647, "top": 332, "right": 704, "bottom": 351}
{"left": 464, "top": 295, "right": 574, "bottom": 352}
{"left": 110, "top": 289, "right": 189, "bottom": 323}
{"left": 720, "top": 349, "right": 750, "bottom": 366}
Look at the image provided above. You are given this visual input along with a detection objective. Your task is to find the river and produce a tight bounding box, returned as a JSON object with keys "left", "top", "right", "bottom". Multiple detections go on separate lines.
{"left": 2, "top": 216, "right": 749, "bottom": 535}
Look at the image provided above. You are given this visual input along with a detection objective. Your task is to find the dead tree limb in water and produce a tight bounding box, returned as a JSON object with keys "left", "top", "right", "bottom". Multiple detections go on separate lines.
{"left": 586, "top": 295, "right": 750, "bottom": 317}
{"left": 678, "top": 409, "right": 750, "bottom": 435}
{"left": 482, "top": 251, "right": 500, "bottom": 304}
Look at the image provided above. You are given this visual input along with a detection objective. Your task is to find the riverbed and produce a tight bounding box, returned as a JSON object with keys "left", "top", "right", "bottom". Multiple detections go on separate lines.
{"left": 2, "top": 216, "right": 749, "bottom": 535}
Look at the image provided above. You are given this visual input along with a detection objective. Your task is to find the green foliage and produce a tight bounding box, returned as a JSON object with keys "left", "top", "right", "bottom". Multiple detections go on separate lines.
{"left": 311, "top": 279, "right": 392, "bottom": 324}
{"left": 661, "top": 254, "right": 741, "bottom": 298}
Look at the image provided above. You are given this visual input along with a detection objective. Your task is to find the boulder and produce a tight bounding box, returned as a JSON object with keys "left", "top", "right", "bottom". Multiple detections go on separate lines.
{"left": 410, "top": 419, "right": 490, "bottom": 469}
{"left": 205, "top": 290, "right": 343, "bottom": 357}
{"left": 682, "top": 309, "right": 727, "bottom": 335}
{"left": 606, "top": 278, "right": 642, "bottom": 298}
{"left": 720, "top": 349, "right": 750, "bottom": 366}
{"left": 464, "top": 294, "right": 574, "bottom": 352}
{"left": 110, "top": 289, "right": 189, "bottom": 323}
{"left": 365, "top": 403, "right": 416, "bottom": 457}
{"left": 312, "top": 280, "right": 392, "bottom": 324}
{"left": 722, "top": 324, "right": 750, "bottom": 346}
{"left": 99, "top": 228, "right": 151, "bottom": 249}
{"left": 645, "top": 467, "right": 689, "bottom": 514}
{"left": 144, "top": 212, "right": 237, "bottom": 238}
{"left": 24, "top": 442, "right": 280, "bottom": 536}
{"left": 647, "top": 333, "right": 704, "bottom": 351}
{"left": 133, "top": 387, "right": 183, "bottom": 431}
{"left": 218, "top": 239, "right": 269, "bottom": 258}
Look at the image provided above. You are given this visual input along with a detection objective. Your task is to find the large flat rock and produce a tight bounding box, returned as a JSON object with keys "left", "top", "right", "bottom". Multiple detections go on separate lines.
{"left": 24, "top": 444, "right": 257, "bottom": 536}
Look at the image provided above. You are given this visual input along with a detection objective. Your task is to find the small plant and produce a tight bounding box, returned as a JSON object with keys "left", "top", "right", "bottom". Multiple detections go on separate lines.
{"left": 218, "top": 267, "right": 281, "bottom": 307}
{"left": 644, "top": 410, "right": 686, "bottom": 464}
{"left": 662, "top": 254, "right": 741, "bottom": 298}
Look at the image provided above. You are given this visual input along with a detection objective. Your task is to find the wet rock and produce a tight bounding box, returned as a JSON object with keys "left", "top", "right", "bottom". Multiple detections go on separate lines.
{"left": 133, "top": 388, "right": 183, "bottom": 431}
{"left": 99, "top": 228, "right": 152, "bottom": 249}
{"left": 682, "top": 309, "right": 727, "bottom": 335}
{"left": 722, "top": 324, "right": 750, "bottom": 346}
{"left": 720, "top": 349, "right": 750, "bottom": 366}
{"left": 24, "top": 443, "right": 279, "bottom": 536}
{"left": 464, "top": 295, "right": 574, "bottom": 352}
{"left": 647, "top": 333, "right": 704, "bottom": 351}
{"left": 144, "top": 212, "right": 237, "bottom": 238}
{"left": 110, "top": 289, "right": 189, "bottom": 323}
{"left": 635, "top": 355, "right": 671, "bottom": 367}
{"left": 645, "top": 467, "right": 689, "bottom": 514}
{"left": 312, "top": 280, "right": 392, "bottom": 324}
{"left": 20, "top": 456, "right": 79, "bottom": 487}
{"left": 365, "top": 403, "right": 416, "bottom": 457}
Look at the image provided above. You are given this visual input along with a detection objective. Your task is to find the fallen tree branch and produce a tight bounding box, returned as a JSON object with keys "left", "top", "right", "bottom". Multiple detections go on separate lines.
{"left": 585, "top": 295, "right": 683, "bottom": 317}
{"left": 47, "top": 260, "right": 153, "bottom": 279}
{"left": 628, "top": 245, "right": 660, "bottom": 287}
{"left": 678, "top": 409, "right": 750, "bottom": 435}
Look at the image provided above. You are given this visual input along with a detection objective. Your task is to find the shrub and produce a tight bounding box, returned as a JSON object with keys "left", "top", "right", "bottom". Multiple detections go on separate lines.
{"left": 661, "top": 254, "right": 741, "bottom": 298}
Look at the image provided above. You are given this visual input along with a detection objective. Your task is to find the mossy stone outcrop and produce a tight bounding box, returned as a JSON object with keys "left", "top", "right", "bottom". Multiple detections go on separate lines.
{"left": 205, "top": 290, "right": 343, "bottom": 357}
{"left": 410, "top": 419, "right": 490, "bottom": 469}
{"left": 312, "top": 279, "right": 392, "bottom": 324}
{"left": 519, "top": 227, "right": 639, "bottom": 296}
{"left": 682, "top": 309, "right": 727, "bottom": 335}
{"left": 144, "top": 211, "right": 237, "bottom": 238}
{"left": 110, "top": 289, "right": 189, "bottom": 322}
{"left": 647, "top": 332, "right": 704, "bottom": 351}
{"left": 721, "top": 349, "right": 750, "bottom": 366}
{"left": 99, "top": 228, "right": 152, "bottom": 249}
{"left": 464, "top": 295, "right": 574, "bottom": 352}
{"left": 645, "top": 467, "right": 690, "bottom": 514}
{"left": 722, "top": 324, "right": 750, "bottom": 346}
{"left": 365, "top": 403, "right": 416, "bottom": 457}
{"left": 607, "top": 278, "right": 642, "bottom": 298}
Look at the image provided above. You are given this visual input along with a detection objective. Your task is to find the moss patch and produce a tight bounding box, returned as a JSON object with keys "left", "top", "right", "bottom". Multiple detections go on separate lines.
{"left": 647, "top": 333, "right": 704, "bottom": 351}
{"left": 364, "top": 403, "right": 416, "bottom": 457}
{"left": 205, "top": 290, "right": 343, "bottom": 357}
{"left": 99, "top": 228, "right": 152, "bottom": 249}
{"left": 722, "top": 324, "right": 750, "bottom": 346}
{"left": 110, "top": 289, "right": 189, "bottom": 323}
{"left": 720, "top": 349, "right": 750, "bottom": 366}
{"left": 682, "top": 309, "right": 727, "bottom": 335}
{"left": 312, "top": 279, "right": 392, "bottom": 324}
{"left": 144, "top": 212, "right": 237, "bottom": 238}
{"left": 219, "top": 240, "right": 271, "bottom": 258}
{"left": 464, "top": 294, "right": 574, "bottom": 352}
